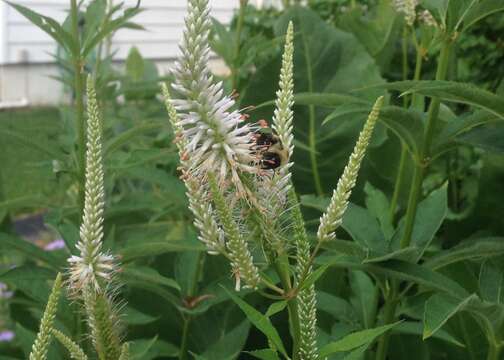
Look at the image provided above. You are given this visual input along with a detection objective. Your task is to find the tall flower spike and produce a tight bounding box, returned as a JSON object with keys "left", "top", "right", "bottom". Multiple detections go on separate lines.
{"left": 260, "top": 21, "right": 295, "bottom": 209}
{"left": 172, "top": 0, "right": 257, "bottom": 195}
{"left": 209, "top": 174, "right": 260, "bottom": 291}
{"left": 290, "top": 189, "right": 319, "bottom": 360}
{"left": 68, "top": 76, "right": 116, "bottom": 294}
{"left": 317, "top": 97, "right": 384, "bottom": 242}
{"left": 393, "top": 0, "right": 418, "bottom": 26}
{"left": 272, "top": 21, "right": 295, "bottom": 160}
{"left": 29, "top": 273, "right": 63, "bottom": 360}
{"left": 162, "top": 83, "right": 226, "bottom": 255}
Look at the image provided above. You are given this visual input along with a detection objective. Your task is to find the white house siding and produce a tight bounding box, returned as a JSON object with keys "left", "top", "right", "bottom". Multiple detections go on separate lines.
{"left": 0, "top": 0, "right": 240, "bottom": 105}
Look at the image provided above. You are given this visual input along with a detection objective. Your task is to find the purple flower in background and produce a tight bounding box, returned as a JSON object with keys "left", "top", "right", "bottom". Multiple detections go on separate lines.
{"left": 0, "top": 330, "right": 14, "bottom": 342}
{"left": 0, "top": 282, "right": 13, "bottom": 299}
{"left": 44, "top": 238, "right": 66, "bottom": 251}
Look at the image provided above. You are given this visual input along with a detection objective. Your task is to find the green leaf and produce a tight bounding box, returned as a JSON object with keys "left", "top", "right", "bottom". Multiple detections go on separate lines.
{"left": 342, "top": 203, "right": 387, "bottom": 254}
{"left": 317, "top": 291, "right": 358, "bottom": 323}
{"left": 298, "top": 264, "right": 329, "bottom": 293}
{"left": 124, "top": 306, "right": 159, "bottom": 325}
{"left": 394, "top": 321, "right": 464, "bottom": 347}
{"left": 321, "top": 102, "right": 425, "bottom": 157}
{"left": 200, "top": 320, "right": 250, "bottom": 360}
{"left": 0, "top": 233, "right": 65, "bottom": 270}
{"left": 121, "top": 241, "right": 205, "bottom": 262}
{"left": 242, "top": 6, "right": 384, "bottom": 194}
{"left": 423, "top": 293, "right": 478, "bottom": 339}
{"left": 461, "top": 0, "right": 504, "bottom": 32}
{"left": 364, "top": 182, "right": 393, "bottom": 240}
{"left": 105, "top": 123, "right": 164, "bottom": 155}
{"left": 5, "top": 1, "right": 76, "bottom": 55}
{"left": 82, "top": 5, "right": 143, "bottom": 57}
{"left": 410, "top": 185, "right": 448, "bottom": 260}
{"left": 479, "top": 260, "right": 504, "bottom": 304}
{"left": 130, "top": 336, "right": 179, "bottom": 360}
{"left": 121, "top": 266, "right": 181, "bottom": 292}
{"left": 457, "top": 122, "right": 504, "bottom": 153}
{"left": 223, "top": 288, "right": 288, "bottom": 357}
{"left": 319, "top": 322, "right": 401, "bottom": 357}
{"left": 377, "top": 81, "right": 504, "bottom": 120}
{"left": 247, "top": 349, "right": 280, "bottom": 360}
{"left": 126, "top": 47, "right": 145, "bottom": 81}
{"left": 338, "top": 1, "right": 400, "bottom": 69}
{"left": 366, "top": 260, "right": 469, "bottom": 299}
{"left": 265, "top": 301, "right": 288, "bottom": 318}
{"left": 425, "top": 237, "right": 504, "bottom": 270}
{"left": 0, "top": 265, "right": 55, "bottom": 303}
{"left": 349, "top": 270, "right": 378, "bottom": 328}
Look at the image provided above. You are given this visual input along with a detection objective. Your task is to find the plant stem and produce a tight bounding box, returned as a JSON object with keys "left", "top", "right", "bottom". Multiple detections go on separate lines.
{"left": 300, "top": 31, "right": 323, "bottom": 195}
{"left": 389, "top": 144, "right": 407, "bottom": 222}
{"left": 400, "top": 40, "right": 453, "bottom": 249}
{"left": 71, "top": 0, "right": 86, "bottom": 215}
{"left": 179, "top": 253, "right": 204, "bottom": 360}
{"left": 487, "top": 342, "right": 502, "bottom": 360}
{"left": 389, "top": 26, "right": 413, "bottom": 222}
{"left": 375, "top": 281, "right": 397, "bottom": 360}
{"left": 179, "top": 317, "right": 191, "bottom": 360}
{"left": 274, "top": 258, "right": 300, "bottom": 360}
{"left": 401, "top": 27, "right": 410, "bottom": 107}
{"left": 232, "top": 0, "right": 247, "bottom": 91}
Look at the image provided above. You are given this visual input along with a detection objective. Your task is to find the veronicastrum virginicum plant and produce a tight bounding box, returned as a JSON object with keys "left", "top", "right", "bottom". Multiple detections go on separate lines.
{"left": 163, "top": 0, "right": 385, "bottom": 359}
{"left": 27, "top": 77, "right": 129, "bottom": 360}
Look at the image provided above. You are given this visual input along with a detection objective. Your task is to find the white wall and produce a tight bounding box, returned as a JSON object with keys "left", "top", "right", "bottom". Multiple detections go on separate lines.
{"left": 1, "top": 0, "right": 237, "bottom": 64}
{"left": 0, "top": 0, "right": 239, "bottom": 105}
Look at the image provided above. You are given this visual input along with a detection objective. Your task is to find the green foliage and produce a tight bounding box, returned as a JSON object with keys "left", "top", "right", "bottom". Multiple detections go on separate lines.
{"left": 2, "top": 0, "right": 504, "bottom": 360}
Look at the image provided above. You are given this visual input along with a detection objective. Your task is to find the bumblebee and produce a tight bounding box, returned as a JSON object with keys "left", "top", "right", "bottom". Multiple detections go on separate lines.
{"left": 254, "top": 131, "right": 289, "bottom": 170}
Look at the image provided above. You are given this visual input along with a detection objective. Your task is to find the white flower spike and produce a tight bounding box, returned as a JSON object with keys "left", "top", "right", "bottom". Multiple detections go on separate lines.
{"left": 171, "top": 0, "right": 257, "bottom": 196}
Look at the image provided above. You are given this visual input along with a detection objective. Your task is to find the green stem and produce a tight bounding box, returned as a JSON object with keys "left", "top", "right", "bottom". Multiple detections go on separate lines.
{"left": 487, "top": 342, "right": 502, "bottom": 360}
{"left": 401, "top": 27, "right": 410, "bottom": 107}
{"left": 400, "top": 40, "right": 453, "bottom": 249}
{"left": 375, "top": 282, "right": 398, "bottom": 360}
{"left": 300, "top": 31, "right": 323, "bottom": 195}
{"left": 179, "top": 253, "right": 205, "bottom": 360}
{"left": 389, "top": 144, "right": 407, "bottom": 222}
{"left": 231, "top": 0, "right": 247, "bottom": 91}
{"left": 390, "top": 26, "right": 418, "bottom": 222}
{"left": 71, "top": 0, "right": 86, "bottom": 215}
{"left": 274, "top": 258, "right": 300, "bottom": 360}
{"left": 179, "top": 318, "right": 191, "bottom": 360}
